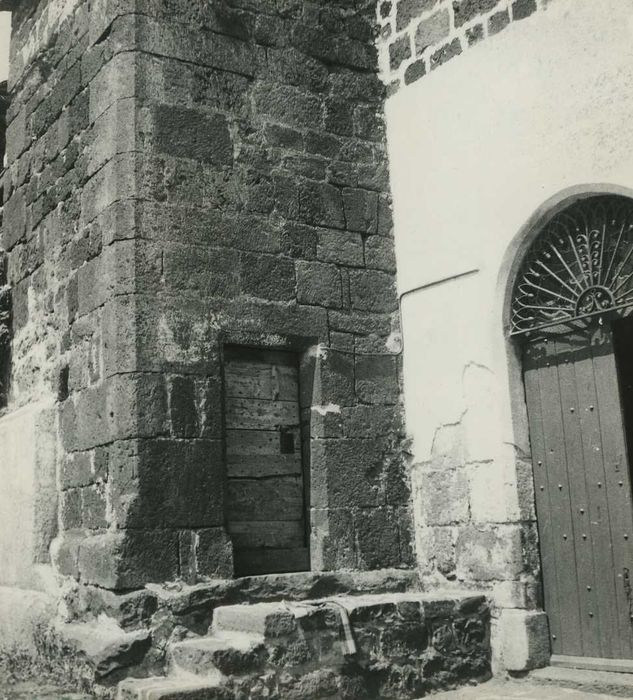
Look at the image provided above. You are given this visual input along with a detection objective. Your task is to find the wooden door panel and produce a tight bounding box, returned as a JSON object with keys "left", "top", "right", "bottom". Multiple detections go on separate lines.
{"left": 573, "top": 342, "right": 620, "bottom": 659}
{"left": 592, "top": 339, "right": 633, "bottom": 657}
{"left": 224, "top": 347, "right": 309, "bottom": 576}
{"left": 529, "top": 339, "right": 584, "bottom": 656}
{"left": 524, "top": 328, "right": 633, "bottom": 660}
{"left": 524, "top": 355, "right": 564, "bottom": 652}
{"left": 555, "top": 336, "right": 602, "bottom": 658}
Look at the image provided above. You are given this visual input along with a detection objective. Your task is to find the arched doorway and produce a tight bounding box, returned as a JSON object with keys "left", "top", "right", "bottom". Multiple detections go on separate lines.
{"left": 512, "top": 194, "right": 633, "bottom": 668}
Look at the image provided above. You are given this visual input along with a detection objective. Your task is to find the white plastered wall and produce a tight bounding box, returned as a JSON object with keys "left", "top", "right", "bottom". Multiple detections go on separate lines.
{"left": 386, "top": 0, "right": 633, "bottom": 670}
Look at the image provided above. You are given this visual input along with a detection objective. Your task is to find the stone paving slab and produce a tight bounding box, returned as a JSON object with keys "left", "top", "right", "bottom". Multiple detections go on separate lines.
{"left": 432, "top": 680, "right": 624, "bottom": 699}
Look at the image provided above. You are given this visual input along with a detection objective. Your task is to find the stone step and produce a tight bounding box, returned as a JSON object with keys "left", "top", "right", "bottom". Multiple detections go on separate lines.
{"left": 212, "top": 600, "right": 293, "bottom": 636}
{"left": 116, "top": 675, "right": 226, "bottom": 700}
{"left": 169, "top": 631, "right": 266, "bottom": 677}
{"left": 530, "top": 666, "right": 633, "bottom": 697}
{"left": 212, "top": 591, "right": 486, "bottom": 637}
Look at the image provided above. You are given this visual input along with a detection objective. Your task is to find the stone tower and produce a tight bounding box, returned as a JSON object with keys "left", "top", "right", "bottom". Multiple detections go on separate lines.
{"left": 0, "top": 0, "right": 412, "bottom": 592}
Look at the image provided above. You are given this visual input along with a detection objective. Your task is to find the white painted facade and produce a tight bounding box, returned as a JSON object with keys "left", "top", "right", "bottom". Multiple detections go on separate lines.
{"left": 386, "top": 0, "right": 633, "bottom": 669}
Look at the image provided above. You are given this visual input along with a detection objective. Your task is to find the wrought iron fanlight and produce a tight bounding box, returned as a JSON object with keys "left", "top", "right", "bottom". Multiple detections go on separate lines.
{"left": 510, "top": 195, "right": 633, "bottom": 337}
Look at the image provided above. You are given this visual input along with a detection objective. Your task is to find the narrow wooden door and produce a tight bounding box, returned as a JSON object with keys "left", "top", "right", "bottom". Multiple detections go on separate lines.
{"left": 523, "top": 325, "right": 633, "bottom": 664}
{"left": 224, "top": 346, "right": 309, "bottom": 576}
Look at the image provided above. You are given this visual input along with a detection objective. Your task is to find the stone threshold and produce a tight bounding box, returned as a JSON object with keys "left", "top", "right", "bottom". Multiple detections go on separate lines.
{"left": 529, "top": 666, "right": 633, "bottom": 697}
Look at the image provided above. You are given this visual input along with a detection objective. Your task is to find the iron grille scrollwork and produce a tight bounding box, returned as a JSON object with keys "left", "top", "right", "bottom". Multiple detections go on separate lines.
{"left": 510, "top": 195, "right": 633, "bottom": 336}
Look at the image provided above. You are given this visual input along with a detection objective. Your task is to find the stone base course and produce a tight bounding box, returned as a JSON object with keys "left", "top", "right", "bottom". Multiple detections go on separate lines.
{"left": 117, "top": 591, "right": 491, "bottom": 700}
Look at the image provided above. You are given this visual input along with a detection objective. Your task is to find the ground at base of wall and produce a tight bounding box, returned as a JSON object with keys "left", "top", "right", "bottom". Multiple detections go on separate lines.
{"left": 0, "top": 683, "right": 91, "bottom": 700}
{"left": 428, "top": 679, "right": 624, "bottom": 699}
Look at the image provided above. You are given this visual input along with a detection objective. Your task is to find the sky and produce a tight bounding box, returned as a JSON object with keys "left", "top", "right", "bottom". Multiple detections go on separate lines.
{"left": 0, "top": 12, "right": 10, "bottom": 82}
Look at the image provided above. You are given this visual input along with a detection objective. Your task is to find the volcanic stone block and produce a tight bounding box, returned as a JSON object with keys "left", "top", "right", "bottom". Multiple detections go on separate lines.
{"left": 316, "top": 230, "right": 363, "bottom": 267}
{"left": 452, "top": 0, "right": 500, "bottom": 27}
{"left": 61, "top": 451, "right": 94, "bottom": 489}
{"left": 109, "top": 438, "right": 225, "bottom": 529}
{"left": 311, "top": 508, "right": 356, "bottom": 571}
{"left": 298, "top": 181, "right": 345, "bottom": 229}
{"left": 342, "top": 406, "right": 400, "bottom": 438}
{"left": 78, "top": 530, "right": 180, "bottom": 589}
{"left": 488, "top": 9, "right": 510, "bottom": 34}
{"left": 312, "top": 349, "right": 354, "bottom": 406}
{"left": 365, "top": 235, "right": 396, "bottom": 272}
{"left": 466, "top": 23, "right": 485, "bottom": 45}
{"left": 296, "top": 261, "right": 343, "bottom": 308}
{"left": 396, "top": 0, "right": 440, "bottom": 31}
{"left": 265, "top": 123, "right": 304, "bottom": 150}
{"left": 389, "top": 35, "right": 411, "bottom": 71}
{"left": 355, "top": 355, "right": 399, "bottom": 405}
{"left": 280, "top": 222, "right": 318, "bottom": 260}
{"left": 152, "top": 105, "right": 233, "bottom": 165}
{"left": 253, "top": 83, "right": 323, "bottom": 130}
{"left": 324, "top": 97, "right": 355, "bottom": 137}
{"left": 415, "top": 8, "right": 450, "bottom": 53}
{"left": 355, "top": 507, "right": 402, "bottom": 569}
{"left": 404, "top": 59, "right": 426, "bottom": 85}
{"left": 343, "top": 188, "right": 378, "bottom": 234}
{"left": 430, "top": 38, "right": 462, "bottom": 70}
{"left": 512, "top": 0, "right": 537, "bottom": 20}
{"left": 82, "top": 485, "right": 108, "bottom": 529}
{"left": 349, "top": 269, "right": 397, "bottom": 313}
{"left": 169, "top": 376, "right": 198, "bottom": 438}
{"left": 163, "top": 246, "right": 240, "bottom": 297}
{"left": 61, "top": 489, "right": 83, "bottom": 530}
{"left": 196, "top": 528, "right": 235, "bottom": 579}
{"left": 240, "top": 253, "right": 297, "bottom": 301}
{"left": 311, "top": 438, "right": 388, "bottom": 509}
{"left": 137, "top": 15, "right": 256, "bottom": 77}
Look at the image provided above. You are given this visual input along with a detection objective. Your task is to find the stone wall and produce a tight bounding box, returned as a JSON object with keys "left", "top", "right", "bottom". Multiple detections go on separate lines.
{"left": 377, "top": 0, "right": 551, "bottom": 92}
{"left": 0, "top": 0, "right": 412, "bottom": 590}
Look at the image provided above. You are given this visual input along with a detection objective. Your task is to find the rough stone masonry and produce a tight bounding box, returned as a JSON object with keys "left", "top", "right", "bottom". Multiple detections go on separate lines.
{"left": 0, "top": 0, "right": 412, "bottom": 590}
{"left": 0, "top": 0, "right": 563, "bottom": 695}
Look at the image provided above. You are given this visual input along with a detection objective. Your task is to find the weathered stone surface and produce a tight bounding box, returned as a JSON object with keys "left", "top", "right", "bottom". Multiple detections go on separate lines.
{"left": 78, "top": 530, "right": 180, "bottom": 589}
{"left": 415, "top": 9, "right": 450, "bottom": 53}
{"left": 389, "top": 35, "right": 411, "bottom": 71}
{"left": 404, "top": 58, "right": 427, "bottom": 85}
{"left": 456, "top": 526, "right": 525, "bottom": 582}
{"left": 415, "top": 468, "right": 470, "bottom": 526}
{"left": 355, "top": 355, "right": 399, "bottom": 405}
{"left": 512, "top": 0, "right": 537, "bottom": 20}
{"left": 152, "top": 106, "right": 233, "bottom": 165}
{"left": 430, "top": 37, "right": 463, "bottom": 70}
{"left": 488, "top": 9, "right": 511, "bottom": 34}
{"left": 500, "top": 609, "right": 549, "bottom": 671}
{"left": 397, "top": 0, "right": 440, "bottom": 31}
{"left": 453, "top": 0, "right": 501, "bottom": 27}
{"left": 1, "top": 0, "right": 407, "bottom": 609}
{"left": 62, "top": 619, "right": 151, "bottom": 679}
{"left": 349, "top": 269, "right": 397, "bottom": 312}
{"left": 125, "top": 592, "right": 490, "bottom": 699}
{"left": 296, "top": 261, "right": 343, "bottom": 308}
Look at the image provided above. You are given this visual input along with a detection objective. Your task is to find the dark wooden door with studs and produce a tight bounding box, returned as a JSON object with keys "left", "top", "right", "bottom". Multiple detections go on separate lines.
{"left": 523, "top": 322, "right": 633, "bottom": 668}
{"left": 223, "top": 346, "right": 310, "bottom": 577}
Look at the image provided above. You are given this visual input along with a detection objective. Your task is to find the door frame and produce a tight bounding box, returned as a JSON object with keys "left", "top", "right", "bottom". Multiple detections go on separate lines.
{"left": 498, "top": 184, "right": 633, "bottom": 669}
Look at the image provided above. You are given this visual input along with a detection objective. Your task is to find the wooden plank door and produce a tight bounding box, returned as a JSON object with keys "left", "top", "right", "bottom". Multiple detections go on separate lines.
{"left": 224, "top": 346, "right": 310, "bottom": 576}
{"left": 523, "top": 325, "right": 633, "bottom": 662}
